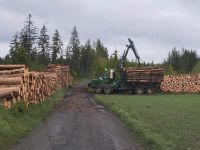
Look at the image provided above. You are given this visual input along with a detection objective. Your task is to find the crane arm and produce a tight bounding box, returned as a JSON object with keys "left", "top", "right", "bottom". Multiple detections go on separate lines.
{"left": 119, "top": 38, "right": 140, "bottom": 70}
{"left": 127, "top": 38, "right": 140, "bottom": 65}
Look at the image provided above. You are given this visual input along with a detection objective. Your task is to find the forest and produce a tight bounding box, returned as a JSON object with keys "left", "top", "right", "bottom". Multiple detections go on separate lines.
{"left": 0, "top": 14, "right": 200, "bottom": 80}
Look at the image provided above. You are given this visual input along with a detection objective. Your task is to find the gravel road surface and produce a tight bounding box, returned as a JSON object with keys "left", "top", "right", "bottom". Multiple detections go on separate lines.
{"left": 12, "top": 84, "right": 143, "bottom": 150}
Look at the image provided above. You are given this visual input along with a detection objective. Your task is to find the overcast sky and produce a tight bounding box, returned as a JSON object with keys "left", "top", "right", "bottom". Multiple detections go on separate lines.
{"left": 0, "top": 0, "right": 200, "bottom": 63}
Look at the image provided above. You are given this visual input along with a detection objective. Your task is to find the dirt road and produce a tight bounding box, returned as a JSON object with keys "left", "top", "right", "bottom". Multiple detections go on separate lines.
{"left": 12, "top": 84, "right": 143, "bottom": 150}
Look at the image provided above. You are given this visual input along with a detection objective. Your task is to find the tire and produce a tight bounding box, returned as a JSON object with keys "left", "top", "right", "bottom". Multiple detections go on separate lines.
{"left": 135, "top": 87, "right": 144, "bottom": 95}
{"left": 96, "top": 86, "right": 103, "bottom": 94}
{"left": 87, "top": 83, "right": 91, "bottom": 89}
{"left": 127, "top": 89, "right": 133, "bottom": 94}
{"left": 104, "top": 87, "right": 113, "bottom": 94}
{"left": 146, "top": 88, "right": 154, "bottom": 95}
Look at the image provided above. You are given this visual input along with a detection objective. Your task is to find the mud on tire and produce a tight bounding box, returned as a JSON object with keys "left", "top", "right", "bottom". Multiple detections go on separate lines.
{"left": 96, "top": 86, "right": 103, "bottom": 94}
{"left": 104, "top": 87, "right": 113, "bottom": 94}
{"left": 135, "top": 87, "right": 144, "bottom": 95}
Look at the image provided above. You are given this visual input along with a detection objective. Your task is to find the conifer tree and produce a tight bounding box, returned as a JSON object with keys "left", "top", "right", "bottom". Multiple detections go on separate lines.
{"left": 67, "top": 26, "right": 81, "bottom": 76}
{"left": 95, "top": 39, "right": 108, "bottom": 59}
{"left": 51, "top": 29, "right": 63, "bottom": 64}
{"left": 38, "top": 25, "right": 50, "bottom": 65}
{"left": 9, "top": 32, "right": 19, "bottom": 63}
{"left": 19, "top": 14, "right": 37, "bottom": 62}
{"left": 81, "top": 39, "right": 96, "bottom": 77}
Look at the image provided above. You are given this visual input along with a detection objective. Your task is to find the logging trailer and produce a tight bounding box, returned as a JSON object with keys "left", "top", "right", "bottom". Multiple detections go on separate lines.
{"left": 88, "top": 39, "right": 164, "bottom": 94}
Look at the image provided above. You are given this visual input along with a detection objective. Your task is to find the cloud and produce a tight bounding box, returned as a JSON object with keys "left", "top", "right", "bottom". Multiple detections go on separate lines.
{"left": 0, "top": 42, "right": 10, "bottom": 56}
{"left": 0, "top": 0, "right": 199, "bottom": 62}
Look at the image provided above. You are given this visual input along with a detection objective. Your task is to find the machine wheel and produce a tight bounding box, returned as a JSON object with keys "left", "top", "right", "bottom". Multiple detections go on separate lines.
{"left": 87, "top": 83, "right": 91, "bottom": 89}
{"left": 104, "top": 87, "right": 113, "bottom": 94}
{"left": 135, "top": 87, "right": 144, "bottom": 95}
{"left": 146, "top": 88, "right": 154, "bottom": 95}
{"left": 96, "top": 86, "right": 103, "bottom": 94}
{"left": 127, "top": 89, "right": 133, "bottom": 94}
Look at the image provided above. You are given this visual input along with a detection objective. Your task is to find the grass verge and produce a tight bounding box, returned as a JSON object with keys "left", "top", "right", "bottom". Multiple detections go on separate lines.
{"left": 0, "top": 88, "right": 65, "bottom": 150}
{"left": 95, "top": 94, "right": 200, "bottom": 150}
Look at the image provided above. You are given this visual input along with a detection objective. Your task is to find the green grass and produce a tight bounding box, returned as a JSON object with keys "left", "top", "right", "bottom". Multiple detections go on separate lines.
{"left": 95, "top": 94, "right": 200, "bottom": 150}
{"left": 0, "top": 88, "right": 65, "bottom": 150}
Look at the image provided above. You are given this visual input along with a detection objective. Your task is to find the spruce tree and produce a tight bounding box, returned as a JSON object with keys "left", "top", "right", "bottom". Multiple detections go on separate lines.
{"left": 51, "top": 29, "right": 63, "bottom": 64}
{"left": 80, "top": 39, "right": 96, "bottom": 77}
{"left": 66, "top": 47, "right": 71, "bottom": 65}
{"left": 167, "top": 47, "right": 180, "bottom": 71}
{"left": 0, "top": 57, "right": 4, "bottom": 64}
{"left": 68, "top": 26, "right": 81, "bottom": 76}
{"left": 38, "top": 25, "right": 50, "bottom": 65}
{"left": 95, "top": 39, "right": 108, "bottom": 59}
{"left": 9, "top": 32, "right": 19, "bottom": 63}
{"left": 180, "top": 49, "right": 197, "bottom": 73}
{"left": 19, "top": 14, "right": 37, "bottom": 61}
{"left": 84, "top": 40, "right": 92, "bottom": 76}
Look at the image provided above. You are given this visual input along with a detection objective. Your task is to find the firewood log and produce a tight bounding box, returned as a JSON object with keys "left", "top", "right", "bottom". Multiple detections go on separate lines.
{"left": 0, "top": 64, "right": 26, "bottom": 70}
{"left": 0, "top": 77, "right": 22, "bottom": 85}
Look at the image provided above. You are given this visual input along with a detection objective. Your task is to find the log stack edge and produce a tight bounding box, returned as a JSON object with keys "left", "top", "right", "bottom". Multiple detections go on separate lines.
{"left": 0, "top": 64, "right": 73, "bottom": 108}
{"left": 161, "top": 74, "right": 200, "bottom": 93}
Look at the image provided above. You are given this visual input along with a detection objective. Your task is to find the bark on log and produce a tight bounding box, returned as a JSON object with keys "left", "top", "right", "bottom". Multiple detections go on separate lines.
{"left": 0, "top": 87, "right": 20, "bottom": 99}
{"left": 0, "top": 85, "right": 20, "bottom": 88}
{"left": 0, "top": 64, "right": 72, "bottom": 108}
{"left": 0, "top": 77, "right": 22, "bottom": 85}
{"left": 0, "top": 68, "right": 25, "bottom": 75}
{"left": 126, "top": 67, "right": 164, "bottom": 83}
{"left": 0, "top": 65, "right": 25, "bottom": 70}
{"left": 0, "top": 74, "right": 25, "bottom": 78}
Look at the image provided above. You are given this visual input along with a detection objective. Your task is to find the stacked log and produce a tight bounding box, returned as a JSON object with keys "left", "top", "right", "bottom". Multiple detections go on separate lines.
{"left": 126, "top": 67, "right": 164, "bottom": 83}
{"left": 43, "top": 72, "right": 58, "bottom": 96}
{"left": 161, "top": 74, "right": 200, "bottom": 93}
{"left": 0, "top": 64, "right": 73, "bottom": 108}
{"left": 26, "top": 72, "right": 45, "bottom": 104}
{"left": 0, "top": 65, "right": 28, "bottom": 108}
{"left": 46, "top": 64, "right": 71, "bottom": 87}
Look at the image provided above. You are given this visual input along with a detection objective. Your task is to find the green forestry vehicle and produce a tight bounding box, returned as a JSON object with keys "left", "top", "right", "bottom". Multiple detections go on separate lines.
{"left": 88, "top": 39, "right": 164, "bottom": 94}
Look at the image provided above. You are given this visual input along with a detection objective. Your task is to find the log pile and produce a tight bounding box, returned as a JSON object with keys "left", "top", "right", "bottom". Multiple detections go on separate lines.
{"left": 43, "top": 72, "right": 58, "bottom": 96}
{"left": 161, "top": 74, "right": 200, "bottom": 93}
{"left": 46, "top": 64, "right": 72, "bottom": 87}
{"left": 126, "top": 67, "right": 164, "bottom": 83}
{"left": 0, "top": 65, "right": 28, "bottom": 108}
{"left": 0, "top": 64, "right": 72, "bottom": 108}
{"left": 26, "top": 72, "right": 45, "bottom": 104}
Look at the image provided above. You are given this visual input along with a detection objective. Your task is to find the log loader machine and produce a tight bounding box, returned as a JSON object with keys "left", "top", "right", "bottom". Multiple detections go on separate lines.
{"left": 88, "top": 38, "right": 164, "bottom": 94}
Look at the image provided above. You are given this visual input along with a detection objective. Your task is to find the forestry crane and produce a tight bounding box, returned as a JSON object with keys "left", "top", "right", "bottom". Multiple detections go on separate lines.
{"left": 88, "top": 38, "right": 164, "bottom": 94}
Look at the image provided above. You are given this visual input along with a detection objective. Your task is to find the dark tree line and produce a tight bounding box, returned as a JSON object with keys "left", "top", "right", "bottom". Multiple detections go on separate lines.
{"left": 67, "top": 27, "right": 109, "bottom": 79}
{"left": 163, "top": 47, "right": 198, "bottom": 74}
{"left": 0, "top": 14, "right": 200, "bottom": 78}
{"left": 0, "top": 14, "right": 109, "bottom": 79}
